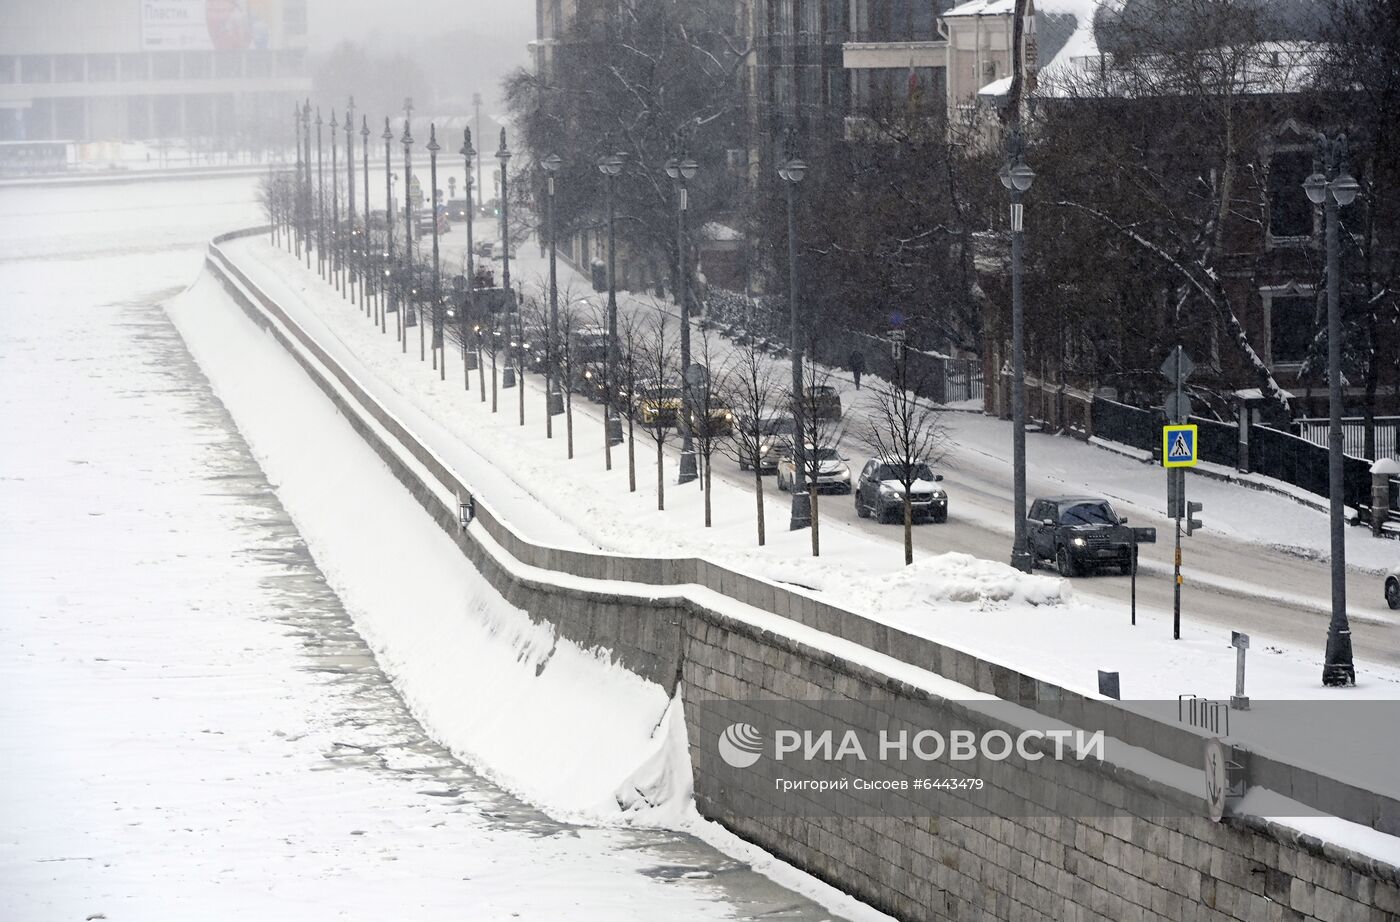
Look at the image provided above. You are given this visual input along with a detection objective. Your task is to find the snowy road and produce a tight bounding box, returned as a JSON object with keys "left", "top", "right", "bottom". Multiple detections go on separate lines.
{"left": 0, "top": 177, "right": 873, "bottom": 921}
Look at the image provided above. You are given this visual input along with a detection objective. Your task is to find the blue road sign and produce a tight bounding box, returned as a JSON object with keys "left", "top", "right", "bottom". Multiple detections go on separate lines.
{"left": 1163, "top": 424, "right": 1199, "bottom": 468}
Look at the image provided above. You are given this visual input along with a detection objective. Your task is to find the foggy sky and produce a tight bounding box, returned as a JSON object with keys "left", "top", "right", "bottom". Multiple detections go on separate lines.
{"left": 309, "top": 0, "right": 534, "bottom": 53}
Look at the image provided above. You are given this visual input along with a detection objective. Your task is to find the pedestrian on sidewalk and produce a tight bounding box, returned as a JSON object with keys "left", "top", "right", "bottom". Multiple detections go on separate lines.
{"left": 850, "top": 349, "right": 866, "bottom": 390}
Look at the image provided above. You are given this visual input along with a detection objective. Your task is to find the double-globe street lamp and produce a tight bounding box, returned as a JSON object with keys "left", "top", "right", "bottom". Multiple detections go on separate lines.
{"left": 429, "top": 123, "right": 446, "bottom": 379}
{"left": 344, "top": 99, "right": 357, "bottom": 306}
{"left": 597, "top": 151, "right": 627, "bottom": 468}
{"left": 360, "top": 115, "right": 372, "bottom": 322}
{"left": 665, "top": 151, "right": 700, "bottom": 486}
{"left": 316, "top": 107, "right": 325, "bottom": 279}
{"left": 777, "top": 142, "right": 810, "bottom": 531}
{"left": 382, "top": 118, "right": 397, "bottom": 340}
{"left": 461, "top": 128, "right": 480, "bottom": 395}
{"left": 403, "top": 118, "right": 420, "bottom": 360}
{"left": 1304, "top": 132, "right": 1361, "bottom": 688}
{"left": 1001, "top": 128, "right": 1035, "bottom": 574}
{"left": 498, "top": 128, "right": 529, "bottom": 428}
{"left": 541, "top": 153, "right": 566, "bottom": 436}
{"left": 330, "top": 109, "right": 340, "bottom": 293}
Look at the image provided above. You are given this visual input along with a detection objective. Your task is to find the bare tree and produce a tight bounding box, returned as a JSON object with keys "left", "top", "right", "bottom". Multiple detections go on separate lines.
{"left": 636, "top": 309, "right": 679, "bottom": 511}
{"left": 686, "top": 328, "right": 733, "bottom": 528}
{"left": 720, "top": 340, "right": 787, "bottom": 546}
{"left": 784, "top": 366, "right": 848, "bottom": 558}
{"left": 617, "top": 308, "right": 646, "bottom": 493}
{"left": 861, "top": 350, "right": 949, "bottom": 565}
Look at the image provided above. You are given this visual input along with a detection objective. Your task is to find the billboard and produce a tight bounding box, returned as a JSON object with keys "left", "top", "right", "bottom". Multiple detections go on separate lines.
{"left": 140, "top": 0, "right": 277, "bottom": 52}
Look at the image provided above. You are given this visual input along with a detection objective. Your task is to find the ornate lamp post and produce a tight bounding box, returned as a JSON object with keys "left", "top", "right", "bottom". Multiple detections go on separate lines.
{"left": 497, "top": 130, "right": 522, "bottom": 422}
{"left": 315, "top": 107, "right": 325, "bottom": 279}
{"left": 330, "top": 110, "right": 340, "bottom": 292}
{"left": 292, "top": 105, "right": 303, "bottom": 261}
{"left": 665, "top": 149, "right": 700, "bottom": 485}
{"left": 597, "top": 151, "right": 626, "bottom": 468}
{"left": 402, "top": 118, "right": 418, "bottom": 359}
{"left": 778, "top": 140, "right": 810, "bottom": 531}
{"left": 345, "top": 99, "right": 356, "bottom": 305}
{"left": 1304, "top": 133, "right": 1361, "bottom": 687}
{"left": 461, "top": 129, "right": 479, "bottom": 394}
{"left": 428, "top": 123, "right": 444, "bottom": 379}
{"left": 382, "top": 117, "right": 396, "bottom": 340}
{"left": 360, "top": 115, "right": 372, "bottom": 321}
{"left": 1000, "top": 128, "right": 1036, "bottom": 573}
{"left": 541, "top": 153, "right": 565, "bottom": 435}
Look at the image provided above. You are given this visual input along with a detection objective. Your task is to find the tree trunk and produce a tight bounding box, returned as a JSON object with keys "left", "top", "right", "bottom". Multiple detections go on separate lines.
{"left": 566, "top": 393, "right": 574, "bottom": 459}
{"left": 628, "top": 418, "right": 636, "bottom": 492}
{"left": 904, "top": 496, "right": 914, "bottom": 566}
{"left": 810, "top": 476, "right": 820, "bottom": 557}
{"left": 754, "top": 464, "right": 766, "bottom": 546}
{"left": 657, "top": 439, "right": 665, "bottom": 511}
{"left": 704, "top": 454, "right": 712, "bottom": 527}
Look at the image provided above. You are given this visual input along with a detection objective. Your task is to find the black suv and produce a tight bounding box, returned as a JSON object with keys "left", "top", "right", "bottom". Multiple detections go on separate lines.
{"left": 1027, "top": 496, "right": 1142, "bottom": 576}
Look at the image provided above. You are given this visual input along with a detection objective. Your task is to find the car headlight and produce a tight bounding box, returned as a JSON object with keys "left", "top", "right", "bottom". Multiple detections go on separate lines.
{"left": 878, "top": 484, "right": 897, "bottom": 497}
{"left": 1073, "top": 537, "right": 1087, "bottom": 547}
{"left": 933, "top": 490, "right": 946, "bottom": 498}
{"left": 837, "top": 470, "right": 850, "bottom": 480}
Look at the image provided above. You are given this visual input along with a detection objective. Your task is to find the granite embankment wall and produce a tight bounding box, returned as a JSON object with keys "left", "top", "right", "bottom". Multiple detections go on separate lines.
{"left": 202, "top": 229, "right": 1400, "bottom": 922}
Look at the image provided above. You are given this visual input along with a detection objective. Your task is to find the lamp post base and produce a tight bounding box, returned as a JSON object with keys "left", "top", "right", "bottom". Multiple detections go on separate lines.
{"left": 1322, "top": 661, "right": 1356, "bottom": 687}
{"left": 547, "top": 390, "right": 565, "bottom": 416}
{"left": 502, "top": 368, "right": 517, "bottom": 388}
{"left": 1010, "top": 548, "right": 1033, "bottom": 574}
{"left": 789, "top": 491, "right": 811, "bottom": 530}
{"left": 679, "top": 449, "right": 698, "bottom": 485}
{"left": 606, "top": 414, "right": 625, "bottom": 446}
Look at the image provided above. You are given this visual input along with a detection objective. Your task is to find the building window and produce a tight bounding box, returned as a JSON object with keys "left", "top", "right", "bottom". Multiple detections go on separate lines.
{"left": 851, "top": 0, "right": 940, "bottom": 42}
{"left": 850, "top": 66, "right": 944, "bottom": 112}
{"left": 0, "top": 57, "right": 15, "bottom": 84}
{"left": 20, "top": 55, "right": 52, "bottom": 83}
{"left": 1268, "top": 148, "right": 1313, "bottom": 240}
{"left": 53, "top": 55, "right": 84, "bottom": 82}
{"left": 1265, "top": 288, "right": 1317, "bottom": 365}
{"left": 119, "top": 53, "right": 148, "bottom": 81}
{"left": 184, "top": 52, "right": 211, "bottom": 79}
{"left": 152, "top": 52, "right": 181, "bottom": 80}
{"left": 87, "top": 54, "right": 118, "bottom": 81}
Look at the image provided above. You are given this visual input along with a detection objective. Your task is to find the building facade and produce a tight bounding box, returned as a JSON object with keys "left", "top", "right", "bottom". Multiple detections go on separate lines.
{"left": 0, "top": 0, "right": 310, "bottom": 145}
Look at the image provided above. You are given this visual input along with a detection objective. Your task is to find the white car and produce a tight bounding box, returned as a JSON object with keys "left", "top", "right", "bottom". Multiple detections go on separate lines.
{"left": 1387, "top": 565, "right": 1399, "bottom": 610}
{"left": 854, "top": 458, "right": 948, "bottom": 524}
{"left": 776, "top": 446, "right": 852, "bottom": 494}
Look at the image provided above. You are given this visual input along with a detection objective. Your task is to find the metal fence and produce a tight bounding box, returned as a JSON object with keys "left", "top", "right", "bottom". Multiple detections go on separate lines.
{"left": 1090, "top": 397, "right": 1395, "bottom": 512}
{"left": 1293, "top": 417, "right": 1399, "bottom": 461}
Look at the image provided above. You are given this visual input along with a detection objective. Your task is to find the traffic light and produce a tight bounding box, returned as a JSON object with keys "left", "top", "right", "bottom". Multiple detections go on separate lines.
{"left": 1186, "top": 501, "right": 1204, "bottom": 535}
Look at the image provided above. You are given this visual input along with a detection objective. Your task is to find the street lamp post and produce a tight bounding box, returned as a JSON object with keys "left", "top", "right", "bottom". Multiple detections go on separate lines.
{"left": 497, "top": 130, "right": 523, "bottom": 428}
{"left": 382, "top": 118, "right": 396, "bottom": 340}
{"left": 330, "top": 110, "right": 340, "bottom": 293}
{"left": 778, "top": 143, "right": 810, "bottom": 531}
{"left": 316, "top": 107, "right": 325, "bottom": 279}
{"left": 461, "top": 129, "right": 479, "bottom": 395}
{"left": 597, "top": 152, "right": 626, "bottom": 468}
{"left": 665, "top": 150, "right": 700, "bottom": 486}
{"left": 1001, "top": 128, "right": 1036, "bottom": 573}
{"left": 360, "top": 116, "right": 371, "bottom": 321}
{"left": 345, "top": 100, "right": 356, "bottom": 306}
{"left": 292, "top": 105, "right": 303, "bottom": 261}
{"left": 1304, "top": 132, "right": 1361, "bottom": 687}
{"left": 541, "top": 153, "right": 565, "bottom": 436}
{"left": 428, "top": 123, "right": 444, "bottom": 379}
{"left": 402, "top": 118, "right": 418, "bottom": 360}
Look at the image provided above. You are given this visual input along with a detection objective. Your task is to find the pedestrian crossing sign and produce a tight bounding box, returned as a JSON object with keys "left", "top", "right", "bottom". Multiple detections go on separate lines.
{"left": 1163, "top": 424, "right": 1199, "bottom": 468}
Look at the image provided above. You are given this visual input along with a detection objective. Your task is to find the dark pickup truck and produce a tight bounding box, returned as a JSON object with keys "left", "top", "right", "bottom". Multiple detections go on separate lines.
{"left": 1027, "top": 496, "right": 1156, "bottom": 577}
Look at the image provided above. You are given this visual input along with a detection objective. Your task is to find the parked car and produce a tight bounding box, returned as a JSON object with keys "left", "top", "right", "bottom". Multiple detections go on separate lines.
{"left": 1026, "top": 496, "right": 1136, "bottom": 576}
{"left": 736, "top": 415, "right": 795, "bottom": 472}
{"left": 854, "top": 458, "right": 946, "bottom": 522}
{"left": 777, "top": 446, "right": 852, "bottom": 494}
{"left": 1387, "top": 565, "right": 1399, "bottom": 610}
{"left": 803, "top": 384, "right": 843, "bottom": 421}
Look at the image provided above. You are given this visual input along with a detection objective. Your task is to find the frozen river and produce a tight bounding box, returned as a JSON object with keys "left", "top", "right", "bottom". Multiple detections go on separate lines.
{"left": 0, "top": 176, "right": 867, "bottom": 920}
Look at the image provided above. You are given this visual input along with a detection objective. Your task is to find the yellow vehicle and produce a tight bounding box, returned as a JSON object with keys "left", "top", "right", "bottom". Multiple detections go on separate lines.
{"left": 688, "top": 404, "right": 735, "bottom": 437}
{"left": 637, "top": 385, "right": 682, "bottom": 427}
